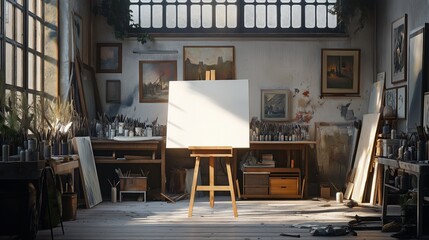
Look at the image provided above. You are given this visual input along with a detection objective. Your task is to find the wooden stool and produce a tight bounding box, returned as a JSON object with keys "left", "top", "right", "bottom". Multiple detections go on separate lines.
{"left": 188, "top": 146, "right": 237, "bottom": 218}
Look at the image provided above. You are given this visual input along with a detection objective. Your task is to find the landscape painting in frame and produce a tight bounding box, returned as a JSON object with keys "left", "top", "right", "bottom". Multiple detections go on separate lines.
{"left": 139, "top": 60, "right": 177, "bottom": 103}
{"left": 321, "top": 49, "right": 360, "bottom": 97}
{"left": 261, "top": 89, "right": 290, "bottom": 121}
{"left": 183, "top": 46, "right": 235, "bottom": 80}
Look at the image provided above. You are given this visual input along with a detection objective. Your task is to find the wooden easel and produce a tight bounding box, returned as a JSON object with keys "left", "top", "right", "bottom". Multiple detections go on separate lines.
{"left": 187, "top": 146, "right": 238, "bottom": 218}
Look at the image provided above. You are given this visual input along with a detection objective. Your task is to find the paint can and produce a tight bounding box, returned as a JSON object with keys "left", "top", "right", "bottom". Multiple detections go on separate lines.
{"left": 336, "top": 192, "right": 344, "bottom": 203}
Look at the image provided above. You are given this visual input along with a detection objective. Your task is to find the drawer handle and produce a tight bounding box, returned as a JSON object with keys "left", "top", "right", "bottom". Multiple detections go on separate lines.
{"left": 281, "top": 186, "right": 287, "bottom": 188}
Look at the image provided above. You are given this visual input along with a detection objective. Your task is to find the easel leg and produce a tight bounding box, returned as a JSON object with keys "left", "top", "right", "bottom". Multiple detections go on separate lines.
{"left": 209, "top": 156, "right": 215, "bottom": 208}
{"left": 188, "top": 157, "right": 200, "bottom": 217}
{"left": 226, "top": 159, "right": 238, "bottom": 217}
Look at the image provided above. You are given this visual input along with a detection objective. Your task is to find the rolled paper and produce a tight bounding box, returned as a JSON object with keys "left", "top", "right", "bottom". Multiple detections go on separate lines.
{"left": 205, "top": 70, "right": 210, "bottom": 80}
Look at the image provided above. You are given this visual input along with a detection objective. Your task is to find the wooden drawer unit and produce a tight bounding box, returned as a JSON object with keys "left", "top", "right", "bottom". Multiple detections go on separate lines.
{"left": 243, "top": 172, "right": 269, "bottom": 195}
{"left": 269, "top": 177, "right": 299, "bottom": 195}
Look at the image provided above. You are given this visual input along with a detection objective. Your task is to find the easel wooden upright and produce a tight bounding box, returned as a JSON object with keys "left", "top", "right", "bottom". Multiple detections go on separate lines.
{"left": 188, "top": 146, "right": 238, "bottom": 218}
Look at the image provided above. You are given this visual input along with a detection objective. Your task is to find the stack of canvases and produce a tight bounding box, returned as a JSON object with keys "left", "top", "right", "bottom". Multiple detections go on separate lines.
{"left": 344, "top": 80, "right": 385, "bottom": 204}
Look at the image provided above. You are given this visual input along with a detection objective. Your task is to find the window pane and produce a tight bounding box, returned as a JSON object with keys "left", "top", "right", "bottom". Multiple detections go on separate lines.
{"left": 140, "top": 5, "right": 151, "bottom": 27}
{"left": 152, "top": 5, "right": 163, "bottom": 28}
{"left": 28, "top": 53, "right": 35, "bottom": 89}
{"left": 130, "top": 0, "right": 139, "bottom": 2}
{"left": 216, "top": 5, "right": 226, "bottom": 28}
{"left": 305, "top": 5, "right": 315, "bottom": 28}
{"left": 227, "top": 0, "right": 237, "bottom": 2}
{"left": 130, "top": 4, "right": 139, "bottom": 25}
{"left": 244, "top": 5, "right": 255, "bottom": 28}
{"left": 316, "top": 5, "right": 326, "bottom": 28}
{"left": 217, "top": 0, "right": 226, "bottom": 2}
{"left": 227, "top": 4, "right": 237, "bottom": 28}
{"left": 36, "top": 56, "right": 42, "bottom": 91}
{"left": 191, "top": 5, "right": 201, "bottom": 28}
{"left": 245, "top": 0, "right": 255, "bottom": 2}
{"left": 29, "top": 0, "right": 35, "bottom": 13}
{"left": 36, "top": 20, "right": 42, "bottom": 52}
{"left": 28, "top": 16, "right": 35, "bottom": 50}
{"left": 203, "top": 0, "right": 212, "bottom": 2}
{"left": 255, "top": 5, "right": 266, "bottom": 28}
{"left": 327, "top": 4, "right": 337, "bottom": 28}
{"left": 292, "top": 0, "right": 301, "bottom": 2}
{"left": 280, "top": 5, "right": 290, "bottom": 28}
{"left": 5, "top": 3, "right": 13, "bottom": 39}
{"left": 291, "top": 5, "right": 301, "bottom": 28}
{"left": 5, "top": 43, "right": 13, "bottom": 85}
{"left": 267, "top": 5, "right": 277, "bottom": 28}
{"left": 166, "top": 5, "right": 177, "bottom": 28}
{"left": 16, "top": 8, "right": 24, "bottom": 44}
{"left": 16, "top": 47, "right": 23, "bottom": 88}
{"left": 37, "top": 0, "right": 43, "bottom": 16}
{"left": 202, "top": 4, "right": 212, "bottom": 28}
{"left": 316, "top": 0, "right": 326, "bottom": 2}
{"left": 178, "top": 5, "right": 187, "bottom": 28}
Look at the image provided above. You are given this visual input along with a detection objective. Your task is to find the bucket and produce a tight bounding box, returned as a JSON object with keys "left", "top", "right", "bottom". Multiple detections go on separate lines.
{"left": 61, "top": 192, "right": 77, "bottom": 221}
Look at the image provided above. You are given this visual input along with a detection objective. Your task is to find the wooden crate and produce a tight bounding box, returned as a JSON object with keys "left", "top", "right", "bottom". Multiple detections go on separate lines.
{"left": 119, "top": 177, "right": 147, "bottom": 191}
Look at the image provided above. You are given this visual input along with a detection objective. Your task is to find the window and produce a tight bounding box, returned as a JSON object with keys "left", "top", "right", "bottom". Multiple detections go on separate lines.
{"left": 128, "top": 0, "right": 341, "bottom": 36}
{"left": 1, "top": 0, "right": 59, "bottom": 133}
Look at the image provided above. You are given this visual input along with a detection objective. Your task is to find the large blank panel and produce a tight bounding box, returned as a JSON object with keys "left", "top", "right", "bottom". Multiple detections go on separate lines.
{"left": 350, "top": 113, "right": 380, "bottom": 203}
{"left": 167, "top": 80, "right": 250, "bottom": 148}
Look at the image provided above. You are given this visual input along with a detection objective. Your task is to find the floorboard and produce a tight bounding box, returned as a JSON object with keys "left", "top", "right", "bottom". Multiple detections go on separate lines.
{"left": 29, "top": 197, "right": 396, "bottom": 239}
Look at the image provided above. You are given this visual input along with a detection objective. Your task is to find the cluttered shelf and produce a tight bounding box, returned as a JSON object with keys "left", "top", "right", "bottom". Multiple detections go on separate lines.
{"left": 90, "top": 137, "right": 166, "bottom": 198}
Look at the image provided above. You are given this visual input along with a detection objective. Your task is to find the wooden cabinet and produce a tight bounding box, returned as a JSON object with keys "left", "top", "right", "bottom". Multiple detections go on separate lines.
{"left": 90, "top": 138, "right": 166, "bottom": 197}
{"left": 240, "top": 141, "right": 315, "bottom": 199}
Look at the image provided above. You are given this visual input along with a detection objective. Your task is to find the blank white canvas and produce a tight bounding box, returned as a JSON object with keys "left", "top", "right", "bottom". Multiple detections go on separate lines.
{"left": 167, "top": 80, "right": 250, "bottom": 148}
{"left": 368, "top": 77, "right": 385, "bottom": 114}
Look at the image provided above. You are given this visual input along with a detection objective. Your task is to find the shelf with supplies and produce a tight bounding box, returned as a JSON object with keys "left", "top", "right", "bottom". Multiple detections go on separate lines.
{"left": 90, "top": 138, "right": 166, "bottom": 197}
{"left": 377, "top": 157, "right": 429, "bottom": 238}
{"left": 238, "top": 141, "right": 315, "bottom": 199}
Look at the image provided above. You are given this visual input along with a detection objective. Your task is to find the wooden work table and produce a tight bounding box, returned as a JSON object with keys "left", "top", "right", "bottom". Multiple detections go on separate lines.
{"left": 90, "top": 138, "right": 166, "bottom": 196}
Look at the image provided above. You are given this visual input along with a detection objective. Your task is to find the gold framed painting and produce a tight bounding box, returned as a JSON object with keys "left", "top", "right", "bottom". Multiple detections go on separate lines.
{"left": 183, "top": 46, "right": 235, "bottom": 80}
{"left": 321, "top": 49, "right": 360, "bottom": 97}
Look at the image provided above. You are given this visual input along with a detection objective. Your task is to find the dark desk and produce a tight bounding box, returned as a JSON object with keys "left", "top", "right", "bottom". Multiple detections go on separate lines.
{"left": 377, "top": 157, "right": 429, "bottom": 238}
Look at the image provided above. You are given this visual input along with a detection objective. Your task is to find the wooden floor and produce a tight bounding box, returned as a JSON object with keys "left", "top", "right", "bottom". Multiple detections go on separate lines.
{"left": 33, "top": 196, "right": 395, "bottom": 240}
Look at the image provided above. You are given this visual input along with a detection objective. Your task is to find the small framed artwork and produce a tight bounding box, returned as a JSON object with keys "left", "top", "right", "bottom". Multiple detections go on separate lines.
{"left": 261, "top": 89, "right": 290, "bottom": 121}
{"left": 396, "top": 86, "right": 406, "bottom": 119}
{"left": 384, "top": 88, "right": 397, "bottom": 118}
{"left": 96, "top": 43, "right": 122, "bottom": 73}
{"left": 423, "top": 92, "right": 429, "bottom": 127}
{"left": 391, "top": 14, "right": 407, "bottom": 83}
{"left": 321, "top": 49, "right": 360, "bottom": 97}
{"left": 183, "top": 46, "right": 235, "bottom": 80}
{"left": 106, "top": 80, "right": 121, "bottom": 103}
{"left": 139, "top": 60, "right": 177, "bottom": 103}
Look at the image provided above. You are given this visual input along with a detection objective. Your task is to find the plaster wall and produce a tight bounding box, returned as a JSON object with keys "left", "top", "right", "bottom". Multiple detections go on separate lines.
{"left": 92, "top": 15, "right": 375, "bottom": 138}
{"left": 376, "top": 0, "right": 429, "bottom": 132}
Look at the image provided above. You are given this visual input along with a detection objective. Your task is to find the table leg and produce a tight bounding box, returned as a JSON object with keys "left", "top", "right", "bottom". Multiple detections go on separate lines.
{"left": 188, "top": 157, "right": 201, "bottom": 217}
{"left": 226, "top": 158, "right": 238, "bottom": 217}
{"left": 209, "top": 156, "right": 215, "bottom": 208}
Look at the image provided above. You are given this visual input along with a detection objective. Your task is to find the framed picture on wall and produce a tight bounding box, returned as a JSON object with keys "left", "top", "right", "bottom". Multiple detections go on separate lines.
{"left": 139, "top": 60, "right": 177, "bottom": 103}
{"left": 261, "top": 89, "right": 290, "bottom": 121}
{"left": 391, "top": 14, "right": 407, "bottom": 83}
{"left": 407, "top": 24, "right": 429, "bottom": 132}
{"left": 96, "top": 43, "right": 122, "bottom": 73}
{"left": 396, "top": 86, "right": 407, "bottom": 119}
{"left": 183, "top": 46, "right": 235, "bottom": 80}
{"left": 106, "top": 80, "right": 121, "bottom": 103}
{"left": 384, "top": 88, "right": 397, "bottom": 118}
{"left": 321, "top": 49, "right": 360, "bottom": 97}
